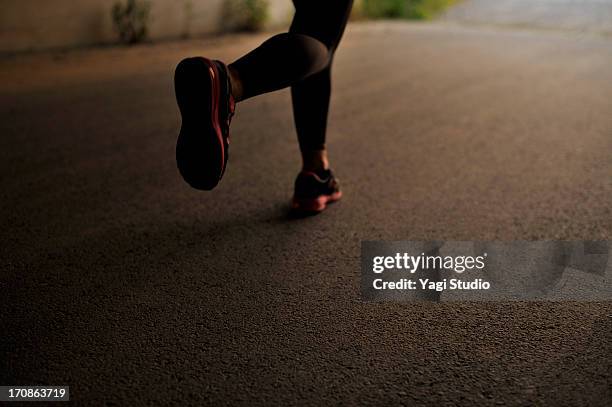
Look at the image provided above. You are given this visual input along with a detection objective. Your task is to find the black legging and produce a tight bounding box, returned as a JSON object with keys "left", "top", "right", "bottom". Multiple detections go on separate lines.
{"left": 229, "top": 0, "right": 353, "bottom": 152}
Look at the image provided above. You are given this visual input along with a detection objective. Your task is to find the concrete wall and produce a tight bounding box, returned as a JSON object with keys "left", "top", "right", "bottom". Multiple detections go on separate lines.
{"left": 0, "top": 0, "right": 294, "bottom": 53}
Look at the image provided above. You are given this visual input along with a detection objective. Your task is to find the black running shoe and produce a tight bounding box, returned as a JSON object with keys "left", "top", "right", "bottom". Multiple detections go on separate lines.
{"left": 175, "top": 57, "right": 235, "bottom": 190}
{"left": 291, "top": 169, "right": 342, "bottom": 213}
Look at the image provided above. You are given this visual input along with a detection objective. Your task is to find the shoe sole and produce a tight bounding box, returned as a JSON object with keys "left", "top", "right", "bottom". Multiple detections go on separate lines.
{"left": 175, "top": 57, "right": 225, "bottom": 190}
{"left": 291, "top": 191, "right": 343, "bottom": 213}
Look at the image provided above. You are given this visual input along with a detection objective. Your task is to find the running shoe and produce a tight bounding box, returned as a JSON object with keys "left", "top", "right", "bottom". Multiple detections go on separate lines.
{"left": 291, "top": 169, "right": 342, "bottom": 213}
{"left": 175, "top": 57, "right": 235, "bottom": 190}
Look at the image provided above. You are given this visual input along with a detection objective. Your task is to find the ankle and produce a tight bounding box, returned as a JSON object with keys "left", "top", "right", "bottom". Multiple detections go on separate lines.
{"left": 227, "top": 65, "right": 244, "bottom": 102}
{"left": 301, "top": 149, "right": 329, "bottom": 173}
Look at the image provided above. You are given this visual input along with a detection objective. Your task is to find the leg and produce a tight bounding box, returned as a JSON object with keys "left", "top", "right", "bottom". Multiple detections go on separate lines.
{"left": 228, "top": 0, "right": 353, "bottom": 103}
{"left": 290, "top": 0, "right": 353, "bottom": 171}
{"left": 291, "top": 67, "right": 331, "bottom": 170}
{"left": 228, "top": 34, "right": 330, "bottom": 101}
{"left": 289, "top": 1, "right": 352, "bottom": 213}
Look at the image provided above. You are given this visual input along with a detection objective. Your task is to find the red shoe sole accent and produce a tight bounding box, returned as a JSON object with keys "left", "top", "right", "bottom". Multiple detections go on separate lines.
{"left": 291, "top": 191, "right": 343, "bottom": 213}
{"left": 207, "top": 60, "right": 225, "bottom": 176}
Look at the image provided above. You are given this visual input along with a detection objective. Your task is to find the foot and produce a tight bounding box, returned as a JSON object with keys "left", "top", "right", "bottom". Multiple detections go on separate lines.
{"left": 291, "top": 169, "right": 342, "bottom": 214}
{"left": 175, "top": 57, "right": 235, "bottom": 190}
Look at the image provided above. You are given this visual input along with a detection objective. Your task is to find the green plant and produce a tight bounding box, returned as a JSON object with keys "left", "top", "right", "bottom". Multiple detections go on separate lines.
{"left": 405, "top": 0, "right": 458, "bottom": 19}
{"left": 362, "top": 0, "right": 406, "bottom": 18}
{"left": 222, "top": 0, "right": 269, "bottom": 32}
{"left": 361, "top": 0, "right": 458, "bottom": 20}
{"left": 111, "top": 0, "right": 151, "bottom": 44}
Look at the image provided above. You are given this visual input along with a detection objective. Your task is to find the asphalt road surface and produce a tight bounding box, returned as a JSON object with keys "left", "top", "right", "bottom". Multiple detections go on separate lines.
{"left": 1, "top": 21, "right": 611, "bottom": 405}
